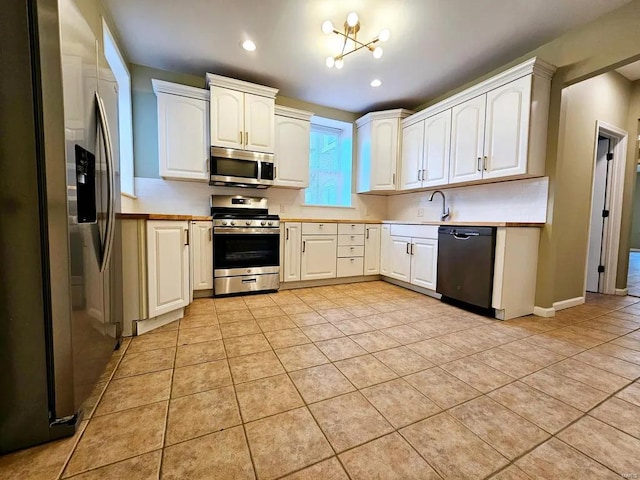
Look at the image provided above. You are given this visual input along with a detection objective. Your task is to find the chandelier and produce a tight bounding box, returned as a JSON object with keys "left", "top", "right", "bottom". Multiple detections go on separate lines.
{"left": 321, "top": 12, "right": 390, "bottom": 69}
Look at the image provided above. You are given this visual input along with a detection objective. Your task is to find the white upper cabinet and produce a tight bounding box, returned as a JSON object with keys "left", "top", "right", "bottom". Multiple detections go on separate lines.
{"left": 206, "top": 73, "right": 279, "bottom": 154}
{"left": 274, "top": 106, "right": 313, "bottom": 188}
{"left": 401, "top": 109, "right": 451, "bottom": 190}
{"left": 400, "top": 121, "right": 424, "bottom": 190}
{"left": 153, "top": 80, "right": 210, "bottom": 181}
{"left": 449, "top": 95, "right": 486, "bottom": 184}
{"left": 399, "top": 57, "right": 555, "bottom": 189}
{"left": 244, "top": 93, "right": 275, "bottom": 153}
{"left": 482, "top": 75, "right": 531, "bottom": 180}
{"left": 210, "top": 86, "right": 244, "bottom": 149}
{"left": 356, "top": 109, "right": 414, "bottom": 193}
{"left": 423, "top": 110, "right": 452, "bottom": 187}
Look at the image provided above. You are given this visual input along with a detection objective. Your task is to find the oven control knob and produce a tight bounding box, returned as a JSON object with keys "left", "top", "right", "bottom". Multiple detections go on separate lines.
{"left": 268, "top": 221, "right": 273, "bottom": 226}
{"left": 230, "top": 221, "right": 235, "bottom": 226}
{"left": 246, "top": 220, "right": 251, "bottom": 226}
{"left": 261, "top": 221, "right": 266, "bottom": 226}
{"left": 221, "top": 221, "right": 227, "bottom": 226}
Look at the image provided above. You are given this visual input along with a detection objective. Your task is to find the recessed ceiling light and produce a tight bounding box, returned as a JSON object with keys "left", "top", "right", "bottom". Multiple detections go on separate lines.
{"left": 242, "top": 40, "right": 256, "bottom": 51}
{"left": 370, "top": 79, "right": 382, "bottom": 87}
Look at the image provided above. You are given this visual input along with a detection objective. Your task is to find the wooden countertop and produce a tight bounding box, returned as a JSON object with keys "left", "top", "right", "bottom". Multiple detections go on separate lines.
{"left": 381, "top": 220, "right": 545, "bottom": 227}
{"left": 280, "top": 218, "right": 544, "bottom": 227}
{"left": 118, "top": 213, "right": 212, "bottom": 221}
{"left": 280, "top": 218, "right": 383, "bottom": 224}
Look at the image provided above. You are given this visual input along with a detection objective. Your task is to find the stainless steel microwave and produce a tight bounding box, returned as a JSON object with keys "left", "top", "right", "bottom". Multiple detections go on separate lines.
{"left": 209, "top": 146, "right": 274, "bottom": 188}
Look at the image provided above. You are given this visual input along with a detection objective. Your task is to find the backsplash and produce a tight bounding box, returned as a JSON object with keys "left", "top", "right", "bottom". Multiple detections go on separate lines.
{"left": 387, "top": 177, "right": 549, "bottom": 223}
{"left": 128, "top": 177, "right": 388, "bottom": 220}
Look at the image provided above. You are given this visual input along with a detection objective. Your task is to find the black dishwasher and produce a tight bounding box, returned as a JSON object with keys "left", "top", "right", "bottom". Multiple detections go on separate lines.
{"left": 436, "top": 226, "right": 496, "bottom": 309}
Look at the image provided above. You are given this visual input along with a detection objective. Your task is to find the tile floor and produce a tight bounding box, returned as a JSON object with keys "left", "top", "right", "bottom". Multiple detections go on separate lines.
{"left": 2, "top": 281, "right": 640, "bottom": 479}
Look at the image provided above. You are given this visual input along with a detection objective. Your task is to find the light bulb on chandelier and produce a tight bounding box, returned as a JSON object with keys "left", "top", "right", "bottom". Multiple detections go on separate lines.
{"left": 321, "top": 11, "right": 389, "bottom": 69}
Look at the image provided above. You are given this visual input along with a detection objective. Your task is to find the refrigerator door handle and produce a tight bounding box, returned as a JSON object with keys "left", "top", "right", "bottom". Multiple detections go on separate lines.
{"left": 96, "top": 92, "right": 116, "bottom": 273}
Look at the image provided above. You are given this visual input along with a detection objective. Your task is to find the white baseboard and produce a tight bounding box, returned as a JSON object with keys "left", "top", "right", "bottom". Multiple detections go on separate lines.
{"left": 552, "top": 296, "right": 585, "bottom": 311}
{"left": 615, "top": 288, "right": 629, "bottom": 296}
{"left": 533, "top": 306, "right": 555, "bottom": 317}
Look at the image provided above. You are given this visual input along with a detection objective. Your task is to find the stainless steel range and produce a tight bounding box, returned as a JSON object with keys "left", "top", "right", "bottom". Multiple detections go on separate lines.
{"left": 211, "top": 195, "right": 280, "bottom": 296}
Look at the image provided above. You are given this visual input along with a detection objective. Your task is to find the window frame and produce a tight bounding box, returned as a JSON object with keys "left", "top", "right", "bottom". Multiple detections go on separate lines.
{"left": 304, "top": 118, "right": 354, "bottom": 208}
{"left": 102, "top": 19, "right": 135, "bottom": 198}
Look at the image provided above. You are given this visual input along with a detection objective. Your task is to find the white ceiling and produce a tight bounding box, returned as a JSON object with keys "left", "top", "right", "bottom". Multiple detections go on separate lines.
{"left": 104, "top": 0, "right": 632, "bottom": 113}
{"left": 616, "top": 60, "right": 640, "bottom": 81}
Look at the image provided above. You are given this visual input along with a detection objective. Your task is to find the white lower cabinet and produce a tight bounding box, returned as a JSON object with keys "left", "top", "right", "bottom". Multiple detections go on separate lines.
{"left": 364, "top": 224, "right": 381, "bottom": 275}
{"left": 146, "top": 220, "right": 190, "bottom": 317}
{"left": 409, "top": 238, "right": 438, "bottom": 290}
{"left": 380, "top": 225, "right": 392, "bottom": 276}
{"left": 337, "top": 257, "right": 364, "bottom": 278}
{"left": 301, "top": 235, "right": 337, "bottom": 280}
{"left": 386, "top": 230, "right": 438, "bottom": 291}
{"left": 190, "top": 221, "right": 213, "bottom": 292}
{"left": 282, "top": 222, "right": 302, "bottom": 282}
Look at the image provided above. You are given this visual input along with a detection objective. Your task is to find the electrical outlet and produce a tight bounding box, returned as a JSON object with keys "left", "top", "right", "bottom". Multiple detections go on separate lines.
{"left": 417, "top": 207, "right": 424, "bottom": 217}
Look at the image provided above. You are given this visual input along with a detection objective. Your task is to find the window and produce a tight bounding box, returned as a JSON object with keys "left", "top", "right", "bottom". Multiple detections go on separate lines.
{"left": 305, "top": 118, "right": 353, "bottom": 207}
{"left": 102, "top": 19, "right": 135, "bottom": 197}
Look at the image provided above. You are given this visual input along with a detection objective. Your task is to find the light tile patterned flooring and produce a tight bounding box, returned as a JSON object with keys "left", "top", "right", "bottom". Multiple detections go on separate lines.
{"left": 2, "top": 281, "right": 640, "bottom": 479}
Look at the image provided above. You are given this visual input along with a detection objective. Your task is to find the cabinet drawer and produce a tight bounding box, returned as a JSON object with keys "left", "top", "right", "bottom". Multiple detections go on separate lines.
{"left": 338, "top": 223, "right": 365, "bottom": 235}
{"left": 338, "top": 234, "right": 365, "bottom": 246}
{"left": 337, "top": 257, "right": 364, "bottom": 277}
{"left": 302, "top": 222, "right": 338, "bottom": 235}
{"left": 337, "top": 245, "right": 364, "bottom": 258}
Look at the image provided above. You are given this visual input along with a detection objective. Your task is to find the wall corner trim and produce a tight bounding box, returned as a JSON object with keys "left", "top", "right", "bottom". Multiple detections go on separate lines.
{"left": 615, "top": 288, "right": 629, "bottom": 296}
{"left": 533, "top": 306, "right": 556, "bottom": 317}
{"left": 552, "top": 296, "right": 585, "bottom": 311}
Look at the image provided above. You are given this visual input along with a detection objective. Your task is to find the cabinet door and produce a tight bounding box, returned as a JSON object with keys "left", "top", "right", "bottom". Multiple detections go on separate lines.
{"left": 370, "top": 118, "right": 399, "bottom": 190}
{"left": 283, "top": 223, "right": 302, "bottom": 282}
{"left": 274, "top": 115, "right": 310, "bottom": 188}
{"left": 449, "top": 95, "right": 486, "bottom": 184}
{"left": 380, "top": 225, "right": 392, "bottom": 276}
{"left": 147, "top": 221, "right": 189, "bottom": 317}
{"left": 410, "top": 238, "right": 438, "bottom": 290}
{"left": 191, "top": 221, "right": 213, "bottom": 290}
{"left": 423, "top": 110, "right": 452, "bottom": 187}
{"left": 158, "top": 93, "right": 209, "bottom": 181}
{"left": 388, "top": 236, "right": 411, "bottom": 282}
{"left": 210, "top": 86, "right": 244, "bottom": 149}
{"left": 244, "top": 93, "right": 275, "bottom": 153}
{"left": 301, "top": 235, "right": 337, "bottom": 280}
{"left": 400, "top": 121, "right": 425, "bottom": 190}
{"left": 364, "top": 224, "right": 381, "bottom": 275}
{"left": 483, "top": 76, "right": 531, "bottom": 180}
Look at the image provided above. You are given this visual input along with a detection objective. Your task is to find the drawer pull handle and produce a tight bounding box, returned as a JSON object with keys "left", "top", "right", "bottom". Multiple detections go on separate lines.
{"left": 350, "top": 258, "right": 355, "bottom": 262}
{"left": 242, "top": 278, "right": 257, "bottom": 284}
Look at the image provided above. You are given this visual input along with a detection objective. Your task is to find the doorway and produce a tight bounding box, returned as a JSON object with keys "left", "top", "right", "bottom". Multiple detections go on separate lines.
{"left": 585, "top": 122, "right": 628, "bottom": 295}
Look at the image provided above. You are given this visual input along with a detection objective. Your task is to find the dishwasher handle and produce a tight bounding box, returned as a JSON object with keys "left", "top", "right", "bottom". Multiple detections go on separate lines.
{"left": 451, "top": 231, "right": 480, "bottom": 240}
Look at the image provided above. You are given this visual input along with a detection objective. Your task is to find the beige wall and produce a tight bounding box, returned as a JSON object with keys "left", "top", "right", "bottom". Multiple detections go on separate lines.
{"left": 629, "top": 174, "right": 640, "bottom": 250}
{"left": 551, "top": 72, "right": 631, "bottom": 301}
{"left": 617, "top": 80, "right": 640, "bottom": 283}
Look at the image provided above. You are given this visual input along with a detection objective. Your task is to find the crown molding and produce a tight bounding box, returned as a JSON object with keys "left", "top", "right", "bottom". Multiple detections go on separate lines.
{"left": 275, "top": 105, "right": 314, "bottom": 121}
{"left": 205, "top": 73, "right": 279, "bottom": 98}
{"left": 355, "top": 108, "right": 415, "bottom": 127}
{"left": 403, "top": 57, "right": 557, "bottom": 127}
{"left": 151, "top": 79, "right": 209, "bottom": 101}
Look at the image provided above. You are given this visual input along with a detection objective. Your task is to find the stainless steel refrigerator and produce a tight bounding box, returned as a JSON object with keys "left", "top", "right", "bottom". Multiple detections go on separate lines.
{"left": 0, "top": 0, "right": 123, "bottom": 453}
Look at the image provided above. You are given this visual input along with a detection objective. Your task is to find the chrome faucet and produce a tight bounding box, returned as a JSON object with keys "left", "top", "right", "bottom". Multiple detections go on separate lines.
{"left": 428, "top": 190, "right": 450, "bottom": 221}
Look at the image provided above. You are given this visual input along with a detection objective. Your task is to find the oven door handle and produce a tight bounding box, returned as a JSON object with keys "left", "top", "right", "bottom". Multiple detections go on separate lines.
{"left": 214, "top": 227, "right": 280, "bottom": 235}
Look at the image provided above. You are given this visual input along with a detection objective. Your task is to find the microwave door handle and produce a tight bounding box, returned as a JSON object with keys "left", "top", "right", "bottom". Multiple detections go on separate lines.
{"left": 257, "top": 158, "right": 262, "bottom": 181}
{"left": 95, "top": 92, "right": 116, "bottom": 273}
